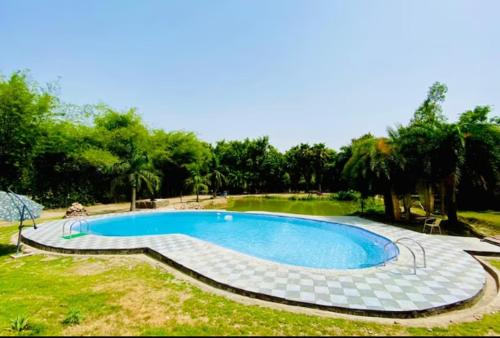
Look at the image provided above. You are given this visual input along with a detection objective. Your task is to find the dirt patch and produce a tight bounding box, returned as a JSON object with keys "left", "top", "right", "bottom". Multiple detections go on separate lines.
{"left": 65, "top": 276, "right": 203, "bottom": 335}
{"left": 67, "top": 257, "right": 142, "bottom": 276}
{"left": 69, "top": 261, "right": 111, "bottom": 276}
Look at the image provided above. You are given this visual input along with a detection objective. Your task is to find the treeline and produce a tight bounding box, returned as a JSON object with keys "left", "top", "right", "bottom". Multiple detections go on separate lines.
{"left": 1, "top": 72, "right": 499, "bottom": 227}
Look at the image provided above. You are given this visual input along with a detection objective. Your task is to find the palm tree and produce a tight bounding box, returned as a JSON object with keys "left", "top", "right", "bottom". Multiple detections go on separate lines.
{"left": 389, "top": 122, "right": 442, "bottom": 217}
{"left": 433, "top": 123, "right": 465, "bottom": 226}
{"left": 457, "top": 106, "right": 500, "bottom": 210}
{"left": 186, "top": 170, "right": 208, "bottom": 202}
{"left": 208, "top": 168, "right": 225, "bottom": 198}
{"left": 310, "top": 143, "right": 331, "bottom": 193}
{"left": 207, "top": 156, "right": 226, "bottom": 197}
{"left": 343, "top": 135, "right": 403, "bottom": 221}
{"left": 112, "top": 148, "right": 160, "bottom": 211}
{"left": 227, "top": 170, "right": 248, "bottom": 194}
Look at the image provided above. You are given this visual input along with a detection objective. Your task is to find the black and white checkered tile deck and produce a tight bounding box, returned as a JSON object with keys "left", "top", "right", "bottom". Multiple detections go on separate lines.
{"left": 21, "top": 211, "right": 486, "bottom": 317}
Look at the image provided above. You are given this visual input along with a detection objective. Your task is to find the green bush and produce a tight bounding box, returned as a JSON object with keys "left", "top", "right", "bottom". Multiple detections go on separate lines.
{"left": 329, "top": 190, "right": 360, "bottom": 201}
{"left": 288, "top": 194, "right": 319, "bottom": 201}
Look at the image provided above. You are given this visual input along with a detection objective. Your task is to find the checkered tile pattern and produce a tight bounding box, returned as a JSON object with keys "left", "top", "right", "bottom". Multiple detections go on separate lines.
{"left": 22, "top": 212, "right": 486, "bottom": 314}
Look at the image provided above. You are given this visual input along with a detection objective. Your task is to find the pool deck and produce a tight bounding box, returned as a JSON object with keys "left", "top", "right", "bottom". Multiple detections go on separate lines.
{"left": 21, "top": 211, "right": 489, "bottom": 318}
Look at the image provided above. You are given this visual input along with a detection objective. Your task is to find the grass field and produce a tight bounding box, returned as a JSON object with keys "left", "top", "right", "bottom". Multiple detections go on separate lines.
{"left": 457, "top": 211, "right": 500, "bottom": 237}
{"left": 1, "top": 224, "right": 499, "bottom": 336}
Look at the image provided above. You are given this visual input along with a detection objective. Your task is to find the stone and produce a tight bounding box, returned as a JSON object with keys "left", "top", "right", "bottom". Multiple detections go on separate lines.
{"left": 173, "top": 202, "right": 202, "bottom": 210}
{"left": 135, "top": 199, "right": 170, "bottom": 209}
{"left": 63, "top": 202, "right": 89, "bottom": 218}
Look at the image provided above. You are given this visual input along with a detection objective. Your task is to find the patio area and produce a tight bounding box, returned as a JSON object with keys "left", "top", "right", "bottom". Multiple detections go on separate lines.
{"left": 21, "top": 213, "right": 490, "bottom": 318}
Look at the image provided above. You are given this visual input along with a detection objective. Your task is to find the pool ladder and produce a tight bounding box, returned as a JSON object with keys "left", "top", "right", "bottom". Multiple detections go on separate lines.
{"left": 383, "top": 237, "right": 426, "bottom": 275}
{"left": 62, "top": 217, "right": 90, "bottom": 238}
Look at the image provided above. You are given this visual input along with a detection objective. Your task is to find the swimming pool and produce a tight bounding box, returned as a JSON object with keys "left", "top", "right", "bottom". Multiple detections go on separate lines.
{"left": 80, "top": 211, "right": 398, "bottom": 269}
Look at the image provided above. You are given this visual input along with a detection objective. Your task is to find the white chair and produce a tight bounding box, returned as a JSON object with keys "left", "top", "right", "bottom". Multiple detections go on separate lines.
{"left": 423, "top": 217, "right": 442, "bottom": 234}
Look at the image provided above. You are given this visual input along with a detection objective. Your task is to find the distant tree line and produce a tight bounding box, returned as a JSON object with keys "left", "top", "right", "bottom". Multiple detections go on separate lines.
{"left": 1, "top": 71, "right": 498, "bottom": 228}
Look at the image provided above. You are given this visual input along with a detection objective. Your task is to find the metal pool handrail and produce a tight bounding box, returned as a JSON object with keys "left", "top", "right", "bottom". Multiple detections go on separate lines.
{"left": 395, "top": 237, "right": 426, "bottom": 269}
{"left": 383, "top": 237, "right": 426, "bottom": 275}
{"left": 62, "top": 217, "right": 90, "bottom": 238}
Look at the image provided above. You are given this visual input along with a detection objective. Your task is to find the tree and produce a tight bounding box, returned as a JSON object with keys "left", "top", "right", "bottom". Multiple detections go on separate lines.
{"left": 342, "top": 134, "right": 403, "bottom": 220}
{"left": 0, "top": 71, "right": 55, "bottom": 192}
{"left": 94, "top": 107, "right": 160, "bottom": 210}
{"left": 151, "top": 130, "right": 211, "bottom": 197}
{"left": 324, "top": 145, "right": 351, "bottom": 192}
{"left": 186, "top": 169, "right": 208, "bottom": 202}
{"left": 213, "top": 137, "right": 285, "bottom": 194}
{"left": 389, "top": 82, "right": 449, "bottom": 217}
{"left": 31, "top": 120, "right": 118, "bottom": 207}
{"left": 260, "top": 146, "right": 287, "bottom": 193}
{"left": 310, "top": 143, "right": 334, "bottom": 192}
{"left": 112, "top": 146, "right": 160, "bottom": 211}
{"left": 457, "top": 106, "right": 500, "bottom": 210}
{"left": 432, "top": 123, "right": 465, "bottom": 225}
{"left": 285, "top": 144, "right": 315, "bottom": 192}
{"left": 411, "top": 82, "right": 448, "bottom": 125}
{"left": 1, "top": 70, "right": 498, "bottom": 219}
{"left": 207, "top": 153, "right": 226, "bottom": 197}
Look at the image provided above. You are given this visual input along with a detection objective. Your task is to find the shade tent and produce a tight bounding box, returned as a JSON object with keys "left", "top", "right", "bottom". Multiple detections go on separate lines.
{"left": 0, "top": 190, "right": 43, "bottom": 254}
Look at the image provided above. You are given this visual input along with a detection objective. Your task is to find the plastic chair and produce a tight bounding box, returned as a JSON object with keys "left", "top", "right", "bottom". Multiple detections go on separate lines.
{"left": 423, "top": 217, "right": 442, "bottom": 234}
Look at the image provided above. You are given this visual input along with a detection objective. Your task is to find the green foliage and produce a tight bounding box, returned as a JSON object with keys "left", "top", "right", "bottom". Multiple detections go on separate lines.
{"left": 151, "top": 130, "right": 212, "bottom": 197}
{"left": 0, "top": 71, "right": 55, "bottom": 192}
{"left": 112, "top": 147, "right": 160, "bottom": 210}
{"left": 62, "top": 309, "right": 83, "bottom": 326}
{"left": 79, "top": 148, "right": 120, "bottom": 169}
{"left": 287, "top": 194, "right": 316, "bottom": 201}
{"left": 342, "top": 135, "right": 400, "bottom": 195}
{"left": 283, "top": 143, "right": 336, "bottom": 192}
{"left": 10, "top": 315, "right": 29, "bottom": 332}
{"left": 185, "top": 168, "right": 209, "bottom": 202}
{"left": 0, "top": 70, "right": 497, "bottom": 218}
{"left": 459, "top": 105, "right": 491, "bottom": 126}
{"left": 457, "top": 107, "right": 500, "bottom": 210}
{"left": 329, "top": 190, "right": 360, "bottom": 201}
{"left": 214, "top": 136, "right": 287, "bottom": 194}
{"left": 411, "top": 81, "right": 448, "bottom": 125}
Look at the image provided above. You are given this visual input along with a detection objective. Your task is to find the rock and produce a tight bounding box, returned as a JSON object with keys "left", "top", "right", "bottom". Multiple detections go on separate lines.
{"left": 135, "top": 199, "right": 170, "bottom": 209}
{"left": 173, "top": 202, "right": 202, "bottom": 210}
{"left": 63, "top": 202, "right": 89, "bottom": 218}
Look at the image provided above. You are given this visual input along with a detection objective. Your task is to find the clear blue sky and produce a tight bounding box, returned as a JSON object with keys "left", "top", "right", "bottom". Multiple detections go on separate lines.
{"left": 1, "top": 0, "right": 499, "bottom": 151}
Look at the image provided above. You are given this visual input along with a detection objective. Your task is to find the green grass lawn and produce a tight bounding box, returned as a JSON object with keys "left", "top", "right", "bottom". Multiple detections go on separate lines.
{"left": 457, "top": 210, "right": 500, "bottom": 237}
{"left": 226, "top": 195, "right": 383, "bottom": 216}
{"left": 1, "top": 225, "right": 499, "bottom": 336}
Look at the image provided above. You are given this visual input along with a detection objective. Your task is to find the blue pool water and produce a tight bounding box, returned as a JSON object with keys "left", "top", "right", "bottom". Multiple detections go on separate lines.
{"left": 82, "top": 211, "right": 398, "bottom": 269}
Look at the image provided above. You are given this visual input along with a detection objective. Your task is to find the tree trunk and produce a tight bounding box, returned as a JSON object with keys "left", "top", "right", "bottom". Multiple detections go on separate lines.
{"left": 212, "top": 182, "right": 217, "bottom": 198}
{"left": 402, "top": 193, "right": 412, "bottom": 220}
{"left": 391, "top": 188, "right": 401, "bottom": 221}
{"left": 429, "top": 186, "right": 435, "bottom": 215}
{"left": 445, "top": 174, "right": 459, "bottom": 227}
{"left": 196, "top": 189, "right": 199, "bottom": 202}
{"left": 383, "top": 191, "right": 395, "bottom": 221}
{"left": 422, "top": 184, "right": 434, "bottom": 216}
{"left": 130, "top": 186, "right": 136, "bottom": 211}
{"left": 439, "top": 181, "right": 446, "bottom": 216}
